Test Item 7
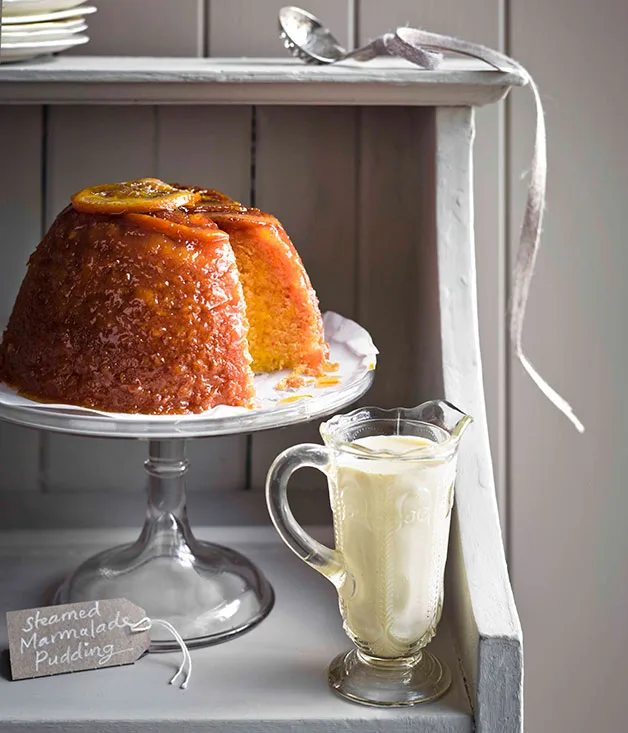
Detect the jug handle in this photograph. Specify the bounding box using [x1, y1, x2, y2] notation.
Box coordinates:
[266, 444, 345, 587]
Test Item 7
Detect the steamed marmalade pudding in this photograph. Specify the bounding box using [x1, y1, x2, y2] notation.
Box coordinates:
[0, 178, 328, 414]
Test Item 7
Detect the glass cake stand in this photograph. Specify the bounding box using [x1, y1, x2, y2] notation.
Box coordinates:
[0, 368, 374, 650]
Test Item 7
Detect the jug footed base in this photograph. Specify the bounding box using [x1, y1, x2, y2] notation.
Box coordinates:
[328, 647, 451, 707]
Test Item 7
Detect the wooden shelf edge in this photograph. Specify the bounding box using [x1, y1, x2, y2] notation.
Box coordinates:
[0, 56, 521, 106]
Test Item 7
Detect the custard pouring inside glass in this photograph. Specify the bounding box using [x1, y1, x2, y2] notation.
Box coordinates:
[329, 435, 456, 658]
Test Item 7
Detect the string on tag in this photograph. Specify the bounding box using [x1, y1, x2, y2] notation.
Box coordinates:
[369, 26, 585, 433]
[126, 617, 192, 689]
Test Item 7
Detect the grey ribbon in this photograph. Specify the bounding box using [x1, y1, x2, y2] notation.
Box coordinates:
[376, 27, 584, 433]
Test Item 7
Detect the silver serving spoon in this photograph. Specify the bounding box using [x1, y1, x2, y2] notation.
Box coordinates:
[278, 6, 442, 67]
[278, 6, 384, 65]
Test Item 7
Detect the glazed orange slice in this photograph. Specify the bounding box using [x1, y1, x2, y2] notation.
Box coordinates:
[124, 212, 229, 245]
[71, 178, 200, 215]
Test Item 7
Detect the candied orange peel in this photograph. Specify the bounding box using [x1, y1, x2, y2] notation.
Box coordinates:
[71, 178, 200, 215]
[123, 212, 228, 245]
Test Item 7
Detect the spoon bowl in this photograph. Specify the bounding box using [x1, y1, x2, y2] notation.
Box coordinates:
[278, 6, 347, 64]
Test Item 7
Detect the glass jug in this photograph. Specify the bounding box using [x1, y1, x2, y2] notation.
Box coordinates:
[265, 401, 472, 707]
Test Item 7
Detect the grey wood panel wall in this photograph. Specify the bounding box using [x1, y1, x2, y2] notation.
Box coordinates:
[207, 0, 353, 56]
[79, 0, 204, 57]
[0, 107, 42, 494]
[509, 1, 628, 731]
[356, 106, 428, 409]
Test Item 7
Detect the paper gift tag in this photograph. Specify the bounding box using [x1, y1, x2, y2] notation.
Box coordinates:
[6, 598, 150, 680]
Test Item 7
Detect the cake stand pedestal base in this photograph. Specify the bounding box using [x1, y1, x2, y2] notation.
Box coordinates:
[54, 439, 274, 650]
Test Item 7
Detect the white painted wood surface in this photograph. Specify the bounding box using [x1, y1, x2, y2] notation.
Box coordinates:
[0, 527, 472, 732]
[0, 57, 520, 106]
[509, 2, 628, 731]
[434, 107, 521, 733]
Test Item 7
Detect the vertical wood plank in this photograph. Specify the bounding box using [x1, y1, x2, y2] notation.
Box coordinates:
[509, 2, 628, 731]
[157, 106, 252, 194]
[253, 108, 356, 319]
[359, 0, 507, 528]
[72, 0, 204, 56]
[357, 106, 427, 408]
[434, 106, 522, 733]
[358, 0, 500, 43]
[45, 106, 156, 219]
[207, 0, 352, 56]
[0, 107, 43, 492]
[43, 106, 156, 494]
[250, 106, 357, 504]
[157, 105, 253, 492]
[0, 108, 43, 317]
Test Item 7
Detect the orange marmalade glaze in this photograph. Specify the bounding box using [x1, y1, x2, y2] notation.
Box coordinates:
[189, 189, 329, 375]
[0, 207, 254, 414]
[0, 180, 331, 415]
[277, 394, 313, 405]
[316, 376, 340, 388]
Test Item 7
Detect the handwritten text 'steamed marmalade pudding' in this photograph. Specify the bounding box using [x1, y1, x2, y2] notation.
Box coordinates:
[0, 179, 328, 414]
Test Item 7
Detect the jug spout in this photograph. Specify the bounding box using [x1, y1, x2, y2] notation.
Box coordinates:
[409, 400, 473, 441]
[320, 401, 472, 450]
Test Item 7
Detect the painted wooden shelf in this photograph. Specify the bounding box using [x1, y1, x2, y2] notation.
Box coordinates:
[0, 527, 472, 732]
[0, 51, 523, 732]
[0, 56, 523, 105]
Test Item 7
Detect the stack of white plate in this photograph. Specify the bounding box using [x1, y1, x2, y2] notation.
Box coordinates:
[1, 0, 96, 63]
